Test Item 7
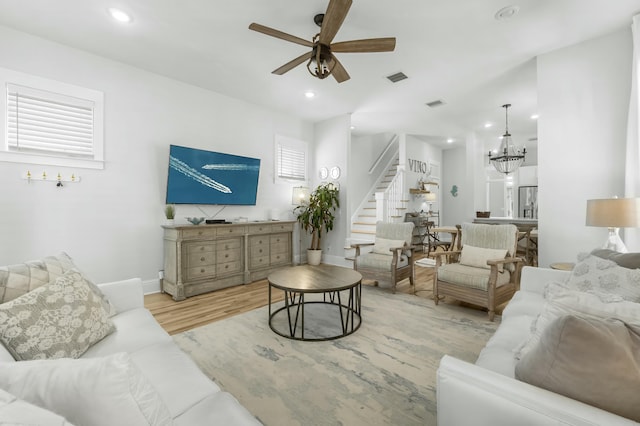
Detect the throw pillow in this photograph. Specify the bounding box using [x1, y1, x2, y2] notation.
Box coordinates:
[516, 282, 640, 360]
[0, 269, 115, 360]
[372, 237, 406, 255]
[0, 388, 75, 425]
[0, 252, 77, 304]
[0, 352, 174, 426]
[566, 253, 640, 302]
[459, 245, 508, 272]
[591, 248, 640, 269]
[516, 315, 640, 422]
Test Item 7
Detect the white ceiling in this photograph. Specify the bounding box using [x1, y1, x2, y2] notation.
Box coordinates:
[0, 0, 638, 149]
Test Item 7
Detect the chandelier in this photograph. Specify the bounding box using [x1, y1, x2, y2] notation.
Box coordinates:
[488, 104, 526, 174]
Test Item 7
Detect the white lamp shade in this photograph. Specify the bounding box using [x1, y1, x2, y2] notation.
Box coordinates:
[424, 192, 437, 202]
[586, 198, 640, 228]
[292, 186, 310, 205]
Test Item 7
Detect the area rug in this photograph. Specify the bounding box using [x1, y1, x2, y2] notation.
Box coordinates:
[173, 285, 499, 426]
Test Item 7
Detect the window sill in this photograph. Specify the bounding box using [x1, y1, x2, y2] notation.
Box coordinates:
[0, 151, 104, 170]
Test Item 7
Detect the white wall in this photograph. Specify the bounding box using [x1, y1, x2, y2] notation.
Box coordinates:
[537, 28, 632, 266]
[313, 114, 351, 266]
[405, 135, 443, 215]
[442, 147, 469, 226]
[0, 25, 313, 288]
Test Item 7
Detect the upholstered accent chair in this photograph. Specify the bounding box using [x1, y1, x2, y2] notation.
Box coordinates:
[351, 221, 415, 293]
[433, 223, 523, 321]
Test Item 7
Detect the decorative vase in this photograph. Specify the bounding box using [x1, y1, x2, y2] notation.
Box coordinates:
[307, 249, 322, 266]
[165, 219, 175, 226]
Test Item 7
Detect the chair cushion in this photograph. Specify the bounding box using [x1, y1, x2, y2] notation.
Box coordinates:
[371, 237, 406, 255]
[357, 252, 408, 271]
[459, 245, 507, 272]
[437, 263, 511, 291]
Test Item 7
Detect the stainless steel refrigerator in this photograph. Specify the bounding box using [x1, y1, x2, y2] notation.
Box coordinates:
[518, 186, 538, 218]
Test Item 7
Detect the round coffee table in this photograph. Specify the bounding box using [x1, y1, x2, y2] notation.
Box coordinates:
[268, 264, 363, 341]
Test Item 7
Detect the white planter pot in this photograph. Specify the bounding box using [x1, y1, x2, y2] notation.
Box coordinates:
[307, 249, 322, 265]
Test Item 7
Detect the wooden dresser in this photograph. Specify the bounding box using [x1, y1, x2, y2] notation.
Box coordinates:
[162, 221, 294, 300]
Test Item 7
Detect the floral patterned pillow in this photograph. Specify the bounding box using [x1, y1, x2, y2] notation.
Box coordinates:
[0, 269, 115, 360]
[566, 253, 640, 302]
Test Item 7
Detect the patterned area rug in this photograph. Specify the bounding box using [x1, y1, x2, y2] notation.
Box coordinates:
[173, 284, 499, 426]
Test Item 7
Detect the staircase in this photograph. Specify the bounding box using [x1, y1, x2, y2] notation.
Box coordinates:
[349, 157, 409, 246]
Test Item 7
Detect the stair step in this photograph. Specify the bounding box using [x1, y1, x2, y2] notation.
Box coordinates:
[352, 230, 376, 235]
[364, 207, 376, 210]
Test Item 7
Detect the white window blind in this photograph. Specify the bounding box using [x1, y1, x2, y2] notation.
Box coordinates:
[7, 83, 95, 159]
[277, 143, 306, 181]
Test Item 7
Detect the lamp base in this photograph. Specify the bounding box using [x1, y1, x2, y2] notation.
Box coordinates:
[603, 227, 628, 253]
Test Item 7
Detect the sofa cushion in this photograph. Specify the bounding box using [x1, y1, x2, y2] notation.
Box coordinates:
[437, 263, 511, 291]
[515, 315, 640, 422]
[517, 282, 640, 360]
[129, 341, 222, 418]
[459, 245, 507, 272]
[0, 269, 115, 360]
[566, 253, 640, 302]
[174, 392, 261, 426]
[371, 237, 406, 255]
[0, 352, 173, 426]
[0, 388, 74, 426]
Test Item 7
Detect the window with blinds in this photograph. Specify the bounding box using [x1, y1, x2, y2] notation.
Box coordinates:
[277, 144, 306, 180]
[0, 67, 104, 169]
[8, 84, 95, 158]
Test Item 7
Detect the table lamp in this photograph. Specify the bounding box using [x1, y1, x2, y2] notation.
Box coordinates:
[585, 197, 640, 253]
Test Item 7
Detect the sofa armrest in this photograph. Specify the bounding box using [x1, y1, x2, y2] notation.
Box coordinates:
[520, 266, 571, 295]
[97, 278, 144, 313]
[437, 355, 635, 426]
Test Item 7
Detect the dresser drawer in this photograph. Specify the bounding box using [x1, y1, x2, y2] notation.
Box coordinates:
[248, 224, 272, 235]
[182, 227, 217, 240]
[216, 238, 242, 251]
[249, 255, 269, 269]
[218, 225, 246, 237]
[270, 233, 289, 250]
[249, 235, 269, 247]
[270, 252, 288, 265]
[271, 223, 294, 233]
[185, 265, 216, 280]
[250, 245, 269, 258]
[216, 249, 241, 263]
[185, 243, 215, 256]
[217, 260, 243, 276]
[186, 252, 216, 268]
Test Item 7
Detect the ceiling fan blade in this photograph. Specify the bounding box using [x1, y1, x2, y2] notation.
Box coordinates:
[249, 23, 313, 47]
[330, 56, 350, 83]
[331, 37, 396, 53]
[272, 51, 313, 75]
[319, 0, 352, 45]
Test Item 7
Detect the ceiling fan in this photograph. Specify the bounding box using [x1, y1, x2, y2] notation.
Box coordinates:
[248, 0, 396, 83]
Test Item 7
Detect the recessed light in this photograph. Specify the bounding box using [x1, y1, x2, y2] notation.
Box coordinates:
[108, 8, 132, 23]
[494, 5, 520, 21]
[304, 91, 315, 99]
[446, 138, 454, 144]
[484, 122, 493, 128]
[530, 114, 539, 120]
[350, 126, 355, 130]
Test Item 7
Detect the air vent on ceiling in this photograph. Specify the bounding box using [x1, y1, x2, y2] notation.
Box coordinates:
[425, 99, 445, 108]
[386, 72, 408, 83]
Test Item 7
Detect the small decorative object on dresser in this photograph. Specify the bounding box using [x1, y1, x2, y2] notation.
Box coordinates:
[164, 204, 175, 225]
[186, 217, 205, 225]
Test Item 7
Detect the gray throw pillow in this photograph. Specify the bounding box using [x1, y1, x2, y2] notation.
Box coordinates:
[515, 315, 640, 422]
[0, 269, 115, 360]
[591, 249, 640, 269]
[566, 253, 640, 302]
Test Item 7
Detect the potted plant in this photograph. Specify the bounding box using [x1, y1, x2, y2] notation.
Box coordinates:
[294, 183, 340, 265]
[164, 204, 176, 225]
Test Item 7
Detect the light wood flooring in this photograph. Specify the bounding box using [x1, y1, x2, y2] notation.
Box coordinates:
[145, 259, 439, 335]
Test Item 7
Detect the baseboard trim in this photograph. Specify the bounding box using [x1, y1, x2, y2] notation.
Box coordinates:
[143, 278, 161, 295]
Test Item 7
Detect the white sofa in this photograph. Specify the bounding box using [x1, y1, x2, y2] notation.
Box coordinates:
[437, 266, 639, 426]
[0, 277, 261, 425]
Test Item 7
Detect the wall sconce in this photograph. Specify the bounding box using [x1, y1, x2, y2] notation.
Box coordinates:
[291, 186, 310, 206]
[586, 197, 640, 252]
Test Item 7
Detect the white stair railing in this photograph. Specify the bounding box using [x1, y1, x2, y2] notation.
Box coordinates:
[376, 168, 405, 222]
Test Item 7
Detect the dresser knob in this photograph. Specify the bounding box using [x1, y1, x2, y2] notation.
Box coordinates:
[198, 231, 203, 235]
[200, 268, 205, 273]
[225, 254, 229, 258]
[200, 247, 205, 251]
[201, 257, 205, 262]
[225, 265, 229, 269]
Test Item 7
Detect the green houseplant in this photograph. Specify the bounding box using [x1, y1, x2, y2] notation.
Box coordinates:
[164, 204, 176, 225]
[294, 183, 340, 265]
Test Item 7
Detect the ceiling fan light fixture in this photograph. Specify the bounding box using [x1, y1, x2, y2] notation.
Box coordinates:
[306, 42, 335, 80]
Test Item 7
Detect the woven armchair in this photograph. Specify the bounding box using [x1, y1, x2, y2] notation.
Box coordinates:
[433, 223, 523, 321]
[351, 221, 415, 293]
